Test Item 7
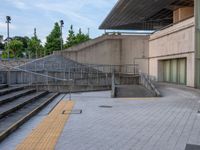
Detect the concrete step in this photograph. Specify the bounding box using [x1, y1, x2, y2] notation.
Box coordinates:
[0, 92, 59, 142]
[0, 85, 8, 90]
[115, 85, 154, 98]
[0, 86, 25, 96]
[0, 91, 48, 119]
[0, 88, 36, 106]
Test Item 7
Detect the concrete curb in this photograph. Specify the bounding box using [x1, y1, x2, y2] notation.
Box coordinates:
[0, 92, 59, 143]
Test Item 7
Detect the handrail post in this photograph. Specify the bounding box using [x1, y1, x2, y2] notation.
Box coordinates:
[111, 69, 115, 98]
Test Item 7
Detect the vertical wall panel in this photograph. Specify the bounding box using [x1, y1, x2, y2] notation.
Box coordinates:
[164, 60, 171, 82]
[195, 0, 200, 88]
[171, 59, 178, 83]
[163, 58, 186, 85]
[178, 59, 186, 85]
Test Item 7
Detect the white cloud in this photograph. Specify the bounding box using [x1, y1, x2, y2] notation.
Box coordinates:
[35, 3, 97, 27]
[5, 0, 29, 10]
[34, 0, 117, 28]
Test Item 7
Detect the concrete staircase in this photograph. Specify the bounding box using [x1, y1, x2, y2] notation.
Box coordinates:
[0, 84, 59, 142]
[19, 54, 84, 72]
[115, 85, 155, 98]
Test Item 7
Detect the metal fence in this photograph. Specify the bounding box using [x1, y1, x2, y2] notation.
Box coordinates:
[0, 60, 139, 88]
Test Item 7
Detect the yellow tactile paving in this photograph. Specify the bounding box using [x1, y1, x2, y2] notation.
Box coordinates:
[16, 100, 74, 150]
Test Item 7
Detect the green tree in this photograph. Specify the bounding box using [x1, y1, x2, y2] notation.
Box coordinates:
[27, 36, 44, 58]
[75, 28, 90, 44]
[65, 26, 90, 48]
[45, 22, 61, 54]
[13, 36, 29, 49]
[12, 36, 30, 57]
[65, 25, 76, 48]
[2, 39, 23, 58]
[2, 49, 14, 59]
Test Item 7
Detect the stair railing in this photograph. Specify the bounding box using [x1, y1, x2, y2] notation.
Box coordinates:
[0, 63, 74, 92]
[140, 73, 161, 97]
[0, 60, 140, 93]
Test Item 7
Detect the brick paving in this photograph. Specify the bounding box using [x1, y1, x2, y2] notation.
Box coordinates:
[56, 83, 200, 150]
[0, 83, 200, 150]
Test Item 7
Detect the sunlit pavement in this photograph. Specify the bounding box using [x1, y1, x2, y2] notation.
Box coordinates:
[1, 83, 200, 150]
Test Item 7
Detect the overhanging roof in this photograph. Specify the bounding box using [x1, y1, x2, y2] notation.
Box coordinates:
[99, 0, 194, 30]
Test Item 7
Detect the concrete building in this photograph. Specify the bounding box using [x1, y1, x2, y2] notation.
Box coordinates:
[57, 0, 200, 88]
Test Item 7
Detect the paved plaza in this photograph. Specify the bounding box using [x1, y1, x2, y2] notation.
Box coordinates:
[1, 83, 200, 150]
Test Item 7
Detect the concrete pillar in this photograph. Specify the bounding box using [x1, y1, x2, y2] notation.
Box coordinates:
[195, 0, 200, 88]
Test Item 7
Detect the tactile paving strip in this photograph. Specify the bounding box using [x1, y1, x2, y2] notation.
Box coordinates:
[16, 100, 74, 150]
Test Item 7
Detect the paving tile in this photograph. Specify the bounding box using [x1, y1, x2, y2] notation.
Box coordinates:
[56, 84, 200, 150]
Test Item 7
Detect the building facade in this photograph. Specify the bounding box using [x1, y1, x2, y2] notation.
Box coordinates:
[58, 0, 200, 88]
[99, 0, 199, 88]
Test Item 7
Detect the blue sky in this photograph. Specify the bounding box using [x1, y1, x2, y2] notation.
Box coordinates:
[0, 0, 117, 43]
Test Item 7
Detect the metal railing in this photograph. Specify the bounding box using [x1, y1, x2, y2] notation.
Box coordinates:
[140, 73, 161, 97]
[0, 62, 73, 91]
[0, 60, 140, 90]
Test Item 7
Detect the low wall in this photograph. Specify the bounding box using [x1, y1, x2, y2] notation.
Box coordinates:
[55, 35, 149, 74]
[31, 84, 111, 93]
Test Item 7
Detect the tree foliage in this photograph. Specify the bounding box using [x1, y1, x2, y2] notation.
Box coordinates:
[1, 22, 91, 59]
[27, 36, 44, 58]
[65, 25, 76, 48]
[12, 36, 30, 57]
[2, 39, 23, 58]
[45, 22, 61, 54]
[64, 25, 90, 48]
[75, 28, 90, 44]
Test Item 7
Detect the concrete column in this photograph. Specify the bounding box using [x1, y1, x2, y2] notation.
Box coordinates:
[195, 0, 200, 88]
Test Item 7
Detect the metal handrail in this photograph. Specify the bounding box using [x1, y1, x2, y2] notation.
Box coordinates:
[140, 73, 161, 97]
[0, 63, 73, 82]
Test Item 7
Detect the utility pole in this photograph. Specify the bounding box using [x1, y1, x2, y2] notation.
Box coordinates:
[6, 16, 11, 59]
[34, 28, 38, 59]
[87, 28, 90, 37]
[60, 20, 64, 51]
[34, 28, 37, 38]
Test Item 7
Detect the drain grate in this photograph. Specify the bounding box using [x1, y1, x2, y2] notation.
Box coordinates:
[62, 109, 82, 114]
[99, 105, 113, 108]
[185, 144, 200, 150]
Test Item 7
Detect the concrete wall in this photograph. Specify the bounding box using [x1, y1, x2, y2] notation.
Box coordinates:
[120, 36, 149, 74]
[61, 38, 121, 65]
[57, 35, 149, 74]
[149, 17, 195, 87]
[173, 7, 194, 23]
[55, 17, 195, 87]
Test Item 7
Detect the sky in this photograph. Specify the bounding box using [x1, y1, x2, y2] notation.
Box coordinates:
[0, 0, 117, 44]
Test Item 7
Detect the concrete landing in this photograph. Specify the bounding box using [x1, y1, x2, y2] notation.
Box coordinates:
[1, 83, 200, 150]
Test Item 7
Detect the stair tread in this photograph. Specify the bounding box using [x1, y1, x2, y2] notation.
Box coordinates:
[0, 93, 57, 134]
[0, 88, 35, 103]
[0, 91, 46, 114]
[116, 85, 154, 97]
[0, 86, 24, 93]
[0, 84, 8, 89]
